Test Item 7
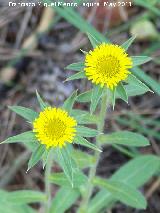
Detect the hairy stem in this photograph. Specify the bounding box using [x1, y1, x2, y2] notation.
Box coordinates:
[79, 90, 109, 212]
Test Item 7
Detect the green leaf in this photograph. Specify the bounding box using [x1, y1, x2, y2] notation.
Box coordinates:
[74, 136, 102, 152]
[65, 71, 86, 81]
[71, 109, 88, 121]
[28, 144, 45, 170]
[77, 114, 99, 125]
[76, 125, 99, 137]
[49, 171, 87, 187]
[116, 83, 128, 103]
[63, 90, 77, 114]
[121, 36, 136, 50]
[93, 178, 147, 209]
[124, 84, 149, 97]
[9, 106, 38, 122]
[87, 33, 101, 48]
[0, 203, 34, 213]
[0, 191, 37, 213]
[7, 190, 46, 205]
[71, 109, 88, 116]
[49, 187, 79, 213]
[36, 90, 49, 110]
[99, 131, 150, 147]
[112, 155, 160, 185]
[71, 110, 99, 125]
[132, 67, 160, 95]
[1, 131, 37, 144]
[66, 61, 85, 71]
[42, 149, 50, 169]
[88, 155, 160, 213]
[56, 147, 78, 187]
[131, 56, 152, 67]
[90, 85, 103, 114]
[23, 141, 38, 151]
[134, 0, 160, 16]
[127, 74, 152, 92]
[71, 150, 96, 169]
[0, 190, 8, 201]
[0, 203, 16, 213]
[76, 90, 92, 103]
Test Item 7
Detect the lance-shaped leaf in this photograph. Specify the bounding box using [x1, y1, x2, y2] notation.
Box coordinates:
[71, 109, 99, 124]
[23, 141, 38, 152]
[28, 144, 45, 170]
[70, 109, 88, 121]
[65, 71, 86, 81]
[78, 114, 99, 125]
[36, 90, 49, 110]
[76, 90, 92, 103]
[66, 61, 85, 71]
[88, 155, 160, 213]
[1, 131, 37, 144]
[110, 87, 116, 110]
[132, 67, 160, 95]
[49, 171, 87, 187]
[63, 90, 77, 114]
[76, 125, 99, 137]
[121, 36, 136, 50]
[49, 187, 80, 213]
[7, 190, 46, 205]
[71, 150, 96, 169]
[56, 147, 78, 187]
[99, 131, 150, 147]
[0, 203, 22, 213]
[87, 33, 101, 48]
[90, 85, 103, 114]
[9, 106, 38, 122]
[116, 83, 128, 103]
[0, 204, 36, 213]
[93, 178, 147, 209]
[74, 135, 102, 152]
[127, 74, 152, 92]
[131, 56, 152, 67]
[124, 84, 149, 97]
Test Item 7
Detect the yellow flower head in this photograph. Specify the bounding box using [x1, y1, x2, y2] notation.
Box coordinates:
[84, 43, 133, 90]
[33, 107, 77, 148]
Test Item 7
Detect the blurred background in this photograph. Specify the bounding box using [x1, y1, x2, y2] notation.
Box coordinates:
[0, 0, 160, 212]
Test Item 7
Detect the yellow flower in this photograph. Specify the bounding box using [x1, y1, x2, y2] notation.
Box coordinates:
[33, 107, 77, 148]
[84, 43, 133, 90]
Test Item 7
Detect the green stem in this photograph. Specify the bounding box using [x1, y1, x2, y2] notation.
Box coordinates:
[79, 90, 109, 212]
[45, 150, 53, 213]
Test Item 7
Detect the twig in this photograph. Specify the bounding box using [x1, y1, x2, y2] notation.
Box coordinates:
[15, 7, 33, 48]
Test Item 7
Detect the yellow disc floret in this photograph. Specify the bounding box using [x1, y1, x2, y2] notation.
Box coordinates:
[33, 107, 77, 148]
[85, 43, 133, 90]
